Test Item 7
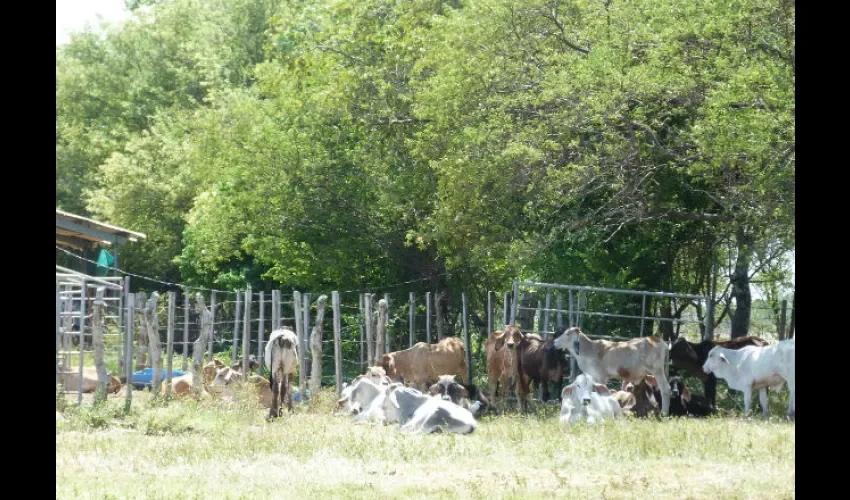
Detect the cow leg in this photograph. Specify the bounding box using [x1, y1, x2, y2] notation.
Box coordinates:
[759, 388, 769, 419]
[741, 387, 753, 418]
[787, 379, 795, 420]
[286, 373, 294, 412]
[704, 375, 718, 411]
[654, 374, 671, 417]
[269, 371, 279, 419]
[518, 375, 531, 413]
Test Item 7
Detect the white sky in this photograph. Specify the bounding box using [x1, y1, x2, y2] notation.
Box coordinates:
[57, 0, 132, 45]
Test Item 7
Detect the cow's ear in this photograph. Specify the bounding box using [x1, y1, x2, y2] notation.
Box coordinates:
[458, 385, 470, 398]
[719, 353, 729, 364]
[561, 385, 575, 398]
[593, 384, 610, 395]
[494, 336, 505, 351]
[645, 375, 657, 387]
[428, 384, 439, 395]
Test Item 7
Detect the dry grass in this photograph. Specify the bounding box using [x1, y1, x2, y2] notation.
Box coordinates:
[56, 384, 795, 499]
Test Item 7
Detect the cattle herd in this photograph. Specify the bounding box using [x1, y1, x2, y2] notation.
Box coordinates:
[330, 324, 796, 433]
[59, 323, 796, 434]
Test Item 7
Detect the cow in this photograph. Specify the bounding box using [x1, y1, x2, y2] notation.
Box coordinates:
[59, 366, 122, 394]
[162, 372, 205, 397]
[337, 375, 388, 417]
[264, 328, 299, 418]
[670, 335, 768, 410]
[206, 364, 272, 408]
[231, 355, 260, 373]
[380, 336, 467, 391]
[664, 376, 714, 418]
[428, 374, 489, 415]
[384, 385, 477, 434]
[559, 373, 623, 425]
[203, 358, 227, 385]
[515, 326, 571, 411]
[702, 338, 795, 419]
[610, 389, 637, 416]
[484, 325, 524, 403]
[553, 327, 673, 416]
[620, 378, 661, 418]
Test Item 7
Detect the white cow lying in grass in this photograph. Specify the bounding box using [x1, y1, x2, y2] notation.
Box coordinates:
[702, 338, 795, 419]
[560, 373, 623, 425]
[383, 385, 477, 434]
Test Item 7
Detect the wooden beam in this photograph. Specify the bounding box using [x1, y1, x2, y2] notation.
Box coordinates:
[56, 218, 129, 246]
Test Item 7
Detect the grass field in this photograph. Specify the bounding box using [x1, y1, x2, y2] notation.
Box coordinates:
[56, 384, 795, 500]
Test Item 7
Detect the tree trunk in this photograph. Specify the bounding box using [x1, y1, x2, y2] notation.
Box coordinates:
[788, 289, 795, 338]
[730, 229, 754, 338]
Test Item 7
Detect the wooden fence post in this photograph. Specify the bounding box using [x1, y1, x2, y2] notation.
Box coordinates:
[144, 292, 162, 395]
[333, 291, 342, 394]
[92, 286, 108, 404]
[242, 287, 252, 374]
[293, 291, 306, 401]
[258, 291, 265, 374]
[166, 291, 175, 398]
[359, 293, 365, 370]
[376, 298, 387, 360]
[556, 293, 563, 328]
[544, 292, 551, 339]
[194, 293, 213, 398]
[135, 291, 148, 370]
[365, 293, 374, 366]
[384, 293, 391, 353]
[183, 288, 190, 371]
[207, 291, 216, 360]
[310, 295, 328, 395]
[779, 299, 787, 341]
[503, 292, 509, 326]
[232, 291, 242, 366]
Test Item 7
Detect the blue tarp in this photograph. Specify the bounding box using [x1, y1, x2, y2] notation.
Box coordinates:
[131, 368, 187, 389]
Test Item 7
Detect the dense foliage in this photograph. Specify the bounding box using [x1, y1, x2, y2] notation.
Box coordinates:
[57, 0, 794, 338]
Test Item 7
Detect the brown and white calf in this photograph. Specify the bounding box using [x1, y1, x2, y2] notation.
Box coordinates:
[264, 328, 299, 418]
[554, 327, 673, 416]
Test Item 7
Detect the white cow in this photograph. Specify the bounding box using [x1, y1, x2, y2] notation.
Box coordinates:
[560, 373, 623, 425]
[702, 338, 795, 419]
[554, 327, 672, 416]
[264, 328, 299, 418]
[384, 386, 477, 434]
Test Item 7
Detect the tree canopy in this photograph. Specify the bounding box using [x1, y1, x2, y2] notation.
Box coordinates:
[57, 0, 794, 338]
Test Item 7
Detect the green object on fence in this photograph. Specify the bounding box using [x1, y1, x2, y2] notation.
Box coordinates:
[96, 248, 114, 276]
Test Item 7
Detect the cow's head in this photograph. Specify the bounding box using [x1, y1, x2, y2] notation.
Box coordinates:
[428, 374, 470, 404]
[203, 358, 227, 384]
[562, 374, 609, 407]
[231, 355, 260, 373]
[669, 377, 690, 404]
[553, 327, 582, 355]
[702, 347, 729, 374]
[495, 325, 523, 351]
[212, 366, 245, 387]
[381, 354, 397, 378]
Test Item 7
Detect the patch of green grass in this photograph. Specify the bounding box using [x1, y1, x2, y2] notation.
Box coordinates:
[57, 386, 794, 499]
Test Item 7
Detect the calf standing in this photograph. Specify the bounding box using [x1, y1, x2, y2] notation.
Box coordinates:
[516, 326, 570, 411]
[264, 329, 299, 418]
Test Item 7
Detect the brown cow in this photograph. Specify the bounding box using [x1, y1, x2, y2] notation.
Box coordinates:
[515, 326, 571, 411]
[59, 366, 122, 394]
[669, 335, 768, 409]
[163, 373, 200, 396]
[484, 325, 523, 403]
[380, 337, 467, 391]
[203, 358, 227, 385]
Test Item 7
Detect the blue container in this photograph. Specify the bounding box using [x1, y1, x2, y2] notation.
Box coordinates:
[131, 368, 188, 390]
